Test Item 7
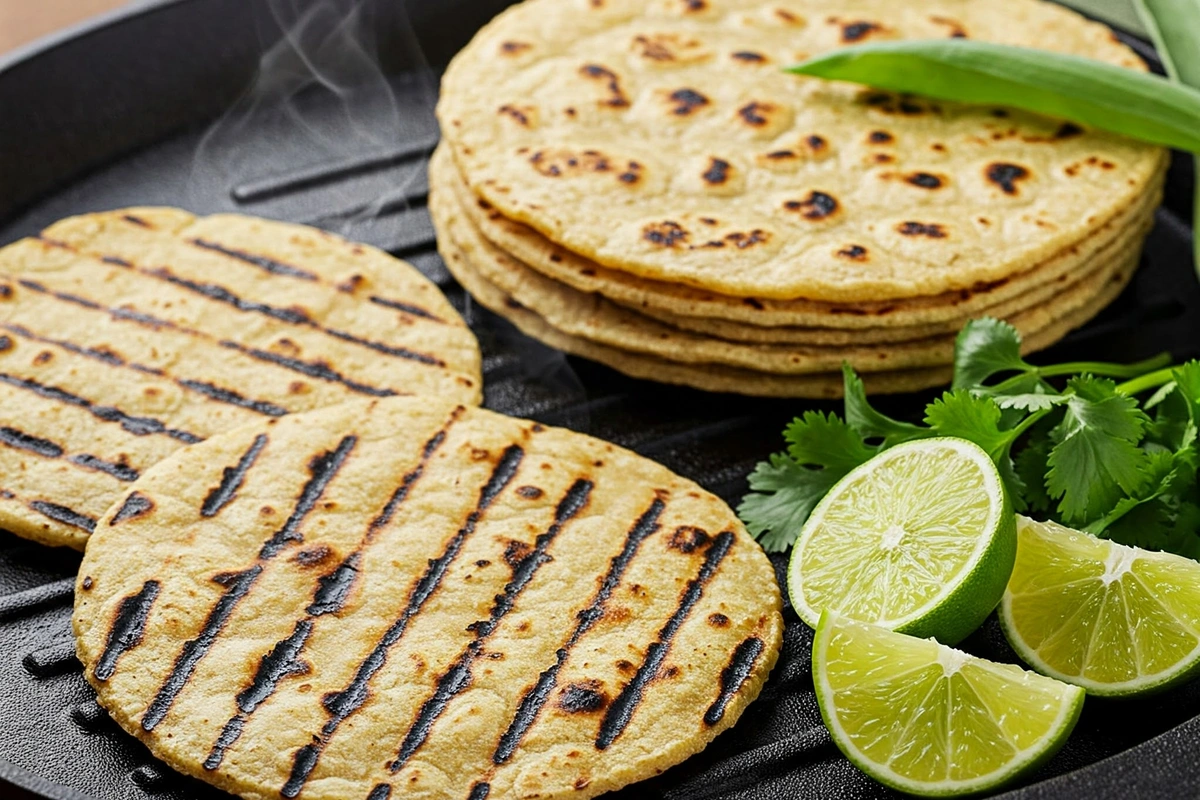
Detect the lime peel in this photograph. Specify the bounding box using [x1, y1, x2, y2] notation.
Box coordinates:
[1001, 516, 1200, 696]
[789, 437, 1016, 644]
[814, 611, 1085, 797]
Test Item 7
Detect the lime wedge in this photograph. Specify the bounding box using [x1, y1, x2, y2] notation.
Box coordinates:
[815, 611, 1085, 797]
[788, 437, 1016, 644]
[1001, 516, 1200, 696]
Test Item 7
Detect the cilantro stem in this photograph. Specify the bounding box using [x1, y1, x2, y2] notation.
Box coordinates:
[1115, 366, 1181, 396]
[1031, 353, 1173, 379]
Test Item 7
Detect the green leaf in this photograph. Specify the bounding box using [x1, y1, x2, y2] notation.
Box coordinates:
[952, 318, 1030, 390]
[1131, 0, 1200, 275]
[1047, 376, 1151, 523]
[993, 392, 1069, 413]
[841, 363, 929, 446]
[785, 411, 876, 473]
[1015, 435, 1053, 513]
[738, 454, 843, 552]
[1171, 362, 1200, 419]
[787, 40, 1200, 154]
[924, 391, 1025, 501]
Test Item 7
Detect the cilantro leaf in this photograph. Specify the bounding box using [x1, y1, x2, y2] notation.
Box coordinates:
[952, 318, 1030, 389]
[924, 390, 1025, 500]
[841, 364, 928, 446]
[1172, 361, 1200, 419]
[1046, 376, 1151, 524]
[738, 454, 843, 552]
[1015, 434, 1052, 513]
[785, 411, 876, 473]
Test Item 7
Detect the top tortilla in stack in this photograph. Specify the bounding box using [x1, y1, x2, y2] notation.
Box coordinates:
[433, 0, 1166, 395]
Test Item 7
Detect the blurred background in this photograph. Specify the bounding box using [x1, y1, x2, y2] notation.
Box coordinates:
[0, 0, 1151, 56]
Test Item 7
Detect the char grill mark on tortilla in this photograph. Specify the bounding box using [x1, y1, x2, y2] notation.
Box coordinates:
[29, 500, 97, 532]
[204, 417, 458, 771]
[389, 478, 594, 773]
[10, 277, 402, 398]
[44, 237, 448, 369]
[367, 784, 392, 800]
[367, 295, 444, 323]
[597, 531, 734, 749]
[0, 372, 201, 444]
[110, 492, 154, 525]
[201, 434, 270, 518]
[93, 580, 161, 681]
[189, 238, 318, 281]
[492, 497, 667, 764]
[141, 436, 356, 732]
[218, 341, 398, 398]
[703, 636, 766, 726]
[0, 322, 289, 418]
[282, 444, 525, 799]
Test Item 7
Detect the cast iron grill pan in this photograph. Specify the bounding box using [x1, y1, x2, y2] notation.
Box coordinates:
[2, 1, 1199, 797]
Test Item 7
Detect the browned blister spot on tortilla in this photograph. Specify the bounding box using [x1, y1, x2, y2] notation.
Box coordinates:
[667, 88, 710, 116]
[897, 221, 948, 238]
[632, 33, 711, 64]
[868, 130, 894, 145]
[0, 335, 12, 353]
[516, 485, 544, 499]
[837, 244, 869, 261]
[558, 681, 610, 713]
[784, 191, 839, 221]
[0, 285, 12, 300]
[529, 149, 645, 190]
[831, 17, 887, 42]
[930, 15, 968, 37]
[708, 613, 731, 628]
[499, 41, 532, 56]
[737, 101, 777, 127]
[698, 229, 771, 250]
[731, 50, 768, 64]
[702, 158, 732, 185]
[643, 221, 690, 248]
[904, 172, 946, 189]
[579, 63, 630, 108]
[498, 104, 537, 127]
[986, 162, 1031, 195]
[668, 525, 712, 553]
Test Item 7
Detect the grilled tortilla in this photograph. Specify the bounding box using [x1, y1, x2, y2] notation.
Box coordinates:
[443, 145, 1164, 336]
[438, 202, 1140, 398]
[431, 150, 1151, 374]
[0, 208, 481, 549]
[74, 396, 783, 800]
[437, 0, 1165, 303]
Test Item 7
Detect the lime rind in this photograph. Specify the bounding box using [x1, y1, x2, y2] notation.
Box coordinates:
[814, 611, 1086, 797]
[1001, 516, 1200, 697]
[789, 437, 1016, 644]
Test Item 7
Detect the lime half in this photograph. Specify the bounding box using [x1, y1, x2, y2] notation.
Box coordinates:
[789, 437, 1016, 644]
[815, 611, 1085, 797]
[1001, 516, 1200, 697]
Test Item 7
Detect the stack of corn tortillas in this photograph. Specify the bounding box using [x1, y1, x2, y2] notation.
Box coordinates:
[432, 0, 1169, 398]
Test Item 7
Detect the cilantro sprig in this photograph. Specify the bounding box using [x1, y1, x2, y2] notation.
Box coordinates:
[739, 319, 1200, 559]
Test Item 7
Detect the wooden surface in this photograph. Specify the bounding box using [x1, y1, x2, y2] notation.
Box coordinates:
[0, 0, 128, 54]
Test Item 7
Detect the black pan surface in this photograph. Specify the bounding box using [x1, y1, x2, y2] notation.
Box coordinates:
[2, 1, 1200, 798]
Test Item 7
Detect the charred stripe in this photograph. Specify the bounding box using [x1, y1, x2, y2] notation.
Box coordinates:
[110, 492, 154, 524]
[0, 372, 201, 443]
[467, 783, 491, 800]
[596, 531, 734, 749]
[93, 580, 160, 681]
[367, 785, 392, 800]
[201, 435, 269, 518]
[389, 480, 593, 772]
[703, 637, 765, 726]
[69, 454, 140, 482]
[201, 416, 458, 772]
[204, 620, 313, 769]
[368, 295, 443, 323]
[493, 498, 666, 764]
[141, 566, 263, 731]
[190, 239, 318, 281]
[177, 381, 288, 417]
[148, 269, 445, 368]
[259, 436, 357, 559]
[281, 445, 524, 799]
[219, 341, 397, 398]
[1, 324, 284, 417]
[0, 426, 63, 458]
[29, 500, 97, 532]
